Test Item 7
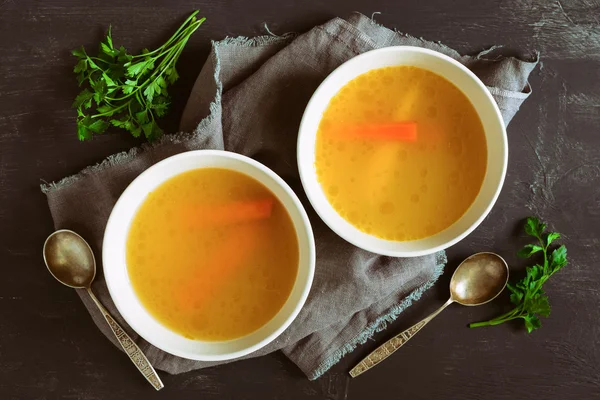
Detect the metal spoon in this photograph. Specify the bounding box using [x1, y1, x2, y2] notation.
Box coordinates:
[349, 252, 509, 378]
[43, 230, 164, 390]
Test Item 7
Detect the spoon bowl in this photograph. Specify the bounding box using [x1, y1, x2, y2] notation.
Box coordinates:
[42, 229, 164, 390]
[450, 252, 509, 306]
[43, 230, 96, 289]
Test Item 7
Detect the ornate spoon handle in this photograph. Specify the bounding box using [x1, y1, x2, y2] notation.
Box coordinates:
[87, 288, 164, 390]
[350, 299, 453, 378]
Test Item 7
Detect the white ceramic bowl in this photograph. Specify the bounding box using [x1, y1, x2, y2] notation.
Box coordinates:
[103, 150, 315, 361]
[297, 46, 507, 257]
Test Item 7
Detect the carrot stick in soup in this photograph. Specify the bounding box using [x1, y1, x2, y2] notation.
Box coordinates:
[330, 122, 418, 141]
[177, 224, 261, 310]
[185, 198, 274, 227]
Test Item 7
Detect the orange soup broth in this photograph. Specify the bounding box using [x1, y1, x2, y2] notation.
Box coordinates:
[315, 66, 487, 241]
[127, 168, 299, 341]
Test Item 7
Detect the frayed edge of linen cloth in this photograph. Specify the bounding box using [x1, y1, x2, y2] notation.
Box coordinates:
[310, 251, 446, 380]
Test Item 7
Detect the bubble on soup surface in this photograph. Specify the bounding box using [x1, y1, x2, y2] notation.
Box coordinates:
[448, 136, 463, 156]
[425, 224, 436, 235]
[363, 110, 376, 119]
[449, 171, 459, 184]
[358, 90, 371, 102]
[398, 149, 408, 160]
[420, 168, 428, 178]
[329, 185, 339, 196]
[411, 194, 420, 203]
[379, 201, 395, 215]
[420, 184, 428, 193]
[427, 106, 438, 118]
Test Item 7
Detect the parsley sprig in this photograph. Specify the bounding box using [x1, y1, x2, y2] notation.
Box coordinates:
[469, 217, 568, 333]
[72, 11, 205, 141]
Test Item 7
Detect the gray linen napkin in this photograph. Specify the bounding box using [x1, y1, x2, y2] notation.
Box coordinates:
[41, 13, 537, 380]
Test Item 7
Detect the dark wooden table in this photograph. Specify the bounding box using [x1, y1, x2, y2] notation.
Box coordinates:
[2, 0, 599, 399]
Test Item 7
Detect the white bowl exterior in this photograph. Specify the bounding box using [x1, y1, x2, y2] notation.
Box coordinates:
[297, 46, 507, 257]
[103, 150, 315, 361]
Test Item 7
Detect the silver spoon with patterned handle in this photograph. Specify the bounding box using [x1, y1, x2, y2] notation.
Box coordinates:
[43, 230, 164, 390]
[350, 252, 509, 378]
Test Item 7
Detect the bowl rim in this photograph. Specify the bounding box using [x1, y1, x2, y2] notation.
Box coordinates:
[103, 149, 316, 361]
[297, 45, 507, 257]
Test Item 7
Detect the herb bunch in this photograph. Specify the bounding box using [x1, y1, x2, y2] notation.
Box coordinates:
[469, 217, 568, 333]
[72, 11, 205, 141]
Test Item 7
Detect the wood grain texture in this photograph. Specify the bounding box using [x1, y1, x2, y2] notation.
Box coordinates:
[1, 0, 599, 399]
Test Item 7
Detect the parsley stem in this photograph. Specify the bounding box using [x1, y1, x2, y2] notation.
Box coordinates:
[105, 24, 193, 102]
[91, 101, 129, 118]
[130, 12, 203, 59]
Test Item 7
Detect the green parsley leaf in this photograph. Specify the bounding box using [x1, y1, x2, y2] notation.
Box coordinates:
[524, 216, 546, 238]
[523, 314, 541, 333]
[550, 245, 567, 272]
[165, 67, 179, 84]
[96, 104, 117, 116]
[102, 72, 117, 87]
[546, 232, 560, 246]
[122, 79, 137, 94]
[135, 110, 149, 124]
[126, 58, 155, 78]
[128, 122, 142, 138]
[72, 46, 87, 59]
[517, 244, 543, 258]
[106, 25, 113, 49]
[143, 78, 162, 102]
[150, 97, 170, 117]
[100, 42, 114, 56]
[77, 123, 92, 141]
[87, 119, 109, 134]
[72, 89, 94, 109]
[74, 59, 88, 74]
[116, 46, 133, 64]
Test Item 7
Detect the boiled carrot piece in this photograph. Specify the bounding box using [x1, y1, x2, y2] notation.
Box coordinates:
[178, 224, 261, 310]
[331, 122, 418, 141]
[185, 198, 274, 227]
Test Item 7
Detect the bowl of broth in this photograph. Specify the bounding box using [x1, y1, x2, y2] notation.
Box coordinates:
[103, 150, 315, 361]
[298, 46, 507, 257]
